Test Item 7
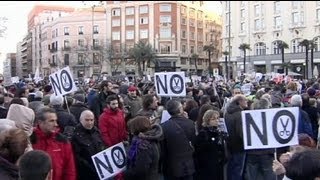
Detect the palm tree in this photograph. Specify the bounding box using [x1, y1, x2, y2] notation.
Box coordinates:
[239, 43, 251, 74]
[278, 40, 289, 75]
[222, 51, 229, 79]
[309, 40, 316, 78]
[191, 53, 199, 75]
[299, 39, 310, 79]
[128, 40, 156, 77]
[203, 44, 215, 76]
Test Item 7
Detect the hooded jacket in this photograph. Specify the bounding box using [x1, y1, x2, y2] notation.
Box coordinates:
[125, 124, 163, 180]
[224, 101, 244, 154]
[30, 126, 77, 180]
[7, 104, 34, 136]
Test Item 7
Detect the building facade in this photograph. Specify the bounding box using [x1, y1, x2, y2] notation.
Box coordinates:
[16, 34, 32, 78]
[3, 53, 16, 85]
[220, 1, 320, 78]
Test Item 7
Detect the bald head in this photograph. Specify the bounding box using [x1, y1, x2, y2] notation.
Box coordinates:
[80, 110, 95, 130]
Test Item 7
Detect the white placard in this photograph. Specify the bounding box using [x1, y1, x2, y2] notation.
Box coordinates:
[49, 66, 77, 96]
[241, 107, 299, 150]
[154, 72, 186, 97]
[91, 142, 126, 180]
[160, 110, 171, 124]
[11, 76, 19, 84]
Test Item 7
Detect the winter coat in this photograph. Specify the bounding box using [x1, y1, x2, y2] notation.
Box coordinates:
[123, 95, 142, 119]
[161, 115, 196, 178]
[6, 104, 35, 136]
[69, 103, 89, 123]
[298, 108, 314, 138]
[302, 105, 319, 140]
[71, 124, 105, 180]
[224, 101, 244, 154]
[0, 106, 8, 119]
[52, 106, 77, 132]
[125, 124, 163, 180]
[99, 108, 128, 147]
[0, 156, 19, 180]
[87, 89, 97, 108]
[194, 126, 227, 180]
[30, 126, 77, 180]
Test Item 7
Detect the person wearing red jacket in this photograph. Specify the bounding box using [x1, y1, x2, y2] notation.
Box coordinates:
[99, 94, 128, 147]
[30, 107, 77, 180]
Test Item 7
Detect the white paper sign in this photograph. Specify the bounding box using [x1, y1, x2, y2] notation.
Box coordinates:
[91, 142, 126, 180]
[11, 76, 19, 84]
[241, 107, 299, 150]
[160, 110, 171, 124]
[155, 72, 186, 97]
[49, 66, 77, 96]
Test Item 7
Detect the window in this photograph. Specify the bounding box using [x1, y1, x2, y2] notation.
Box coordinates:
[93, 39, 99, 47]
[254, 19, 261, 31]
[78, 26, 84, 35]
[198, 21, 203, 28]
[78, 39, 84, 47]
[274, 1, 281, 14]
[292, 39, 303, 53]
[190, 9, 195, 18]
[314, 36, 320, 52]
[139, 5, 148, 14]
[197, 11, 203, 19]
[112, 9, 121, 16]
[240, 9, 245, 19]
[190, 19, 195, 27]
[240, 22, 245, 32]
[160, 15, 171, 23]
[181, 58, 186, 65]
[64, 40, 70, 48]
[254, 4, 260, 17]
[64, 54, 69, 65]
[126, 30, 134, 40]
[93, 25, 99, 34]
[160, 44, 171, 54]
[112, 19, 120, 27]
[198, 34, 202, 41]
[198, 46, 203, 54]
[274, 16, 282, 27]
[126, 18, 134, 26]
[292, 1, 301, 9]
[112, 32, 120, 40]
[190, 46, 195, 54]
[160, 4, 171, 12]
[140, 17, 148, 24]
[181, 30, 186, 38]
[254, 42, 266, 55]
[190, 32, 195, 40]
[272, 40, 281, 54]
[126, 7, 134, 15]
[64, 27, 69, 35]
[317, 9, 320, 21]
[78, 53, 84, 64]
[181, 18, 186, 25]
[140, 29, 148, 39]
[181, 44, 186, 54]
[55, 29, 58, 37]
[181, 6, 186, 14]
[292, 12, 303, 24]
[93, 53, 100, 64]
[160, 28, 171, 38]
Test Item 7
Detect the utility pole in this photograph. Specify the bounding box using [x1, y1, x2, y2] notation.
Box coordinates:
[228, 1, 231, 80]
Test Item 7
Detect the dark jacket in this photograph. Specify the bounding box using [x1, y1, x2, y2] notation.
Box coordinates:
[299, 108, 314, 138]
[0, 156, 19, 180]
[90, 91, 115, 120]
[71, 124, 105, 180]
[123, 95, 142, 119]
[125, 124, 163, 180]
[69, 103, 89, 123]
[224, 101, 244, 154]
[87, 89, 97, 108]
[0, 106, 8, 119]
[52, 106, 77, 132]
[161, 116, 196, 178]
[302, 105, 319, 140]
[194, 127, 227, 180]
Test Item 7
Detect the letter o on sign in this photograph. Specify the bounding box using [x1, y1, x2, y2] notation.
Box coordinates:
[170, 74, 184, 94]
[60, 70, 73, 92]
[272, 110, 296, 144]
[111, 146, 126, 168]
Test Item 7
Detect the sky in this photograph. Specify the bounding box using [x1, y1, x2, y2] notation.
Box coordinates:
[0, 1, 222, 73]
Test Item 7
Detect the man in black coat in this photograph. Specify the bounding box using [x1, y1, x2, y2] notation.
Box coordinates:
[161, 100, 196, 180]
[71, 110, 105, 180]
[0, 94, 8, 118]
[224, 94, 248, 180]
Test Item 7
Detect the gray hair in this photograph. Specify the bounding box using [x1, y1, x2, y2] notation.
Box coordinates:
[166, 100, 182, 116]
[290, 95, 302, 107]
[253, 98, 271, 110]
[79, 110, 94, 122]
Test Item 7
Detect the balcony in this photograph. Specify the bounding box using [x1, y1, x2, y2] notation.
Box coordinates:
[50, 48, 58, 53]
[49, 62, 57, 67]
[91, 45, 103, 50]
[62, 47, 71, 51]
[289, 22, 305, 29]
[273, 25, 283, 31]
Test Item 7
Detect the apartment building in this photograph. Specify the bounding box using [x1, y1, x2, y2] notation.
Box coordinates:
[15, 33, 32, 77]
[221, 1, 320, 78]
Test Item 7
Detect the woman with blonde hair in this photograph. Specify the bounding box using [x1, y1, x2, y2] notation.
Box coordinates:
[0, 128, 29, 179]
[194, 110, 227, 180]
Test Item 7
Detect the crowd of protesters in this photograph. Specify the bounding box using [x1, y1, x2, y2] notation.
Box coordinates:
[0, 75, 319, 180]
